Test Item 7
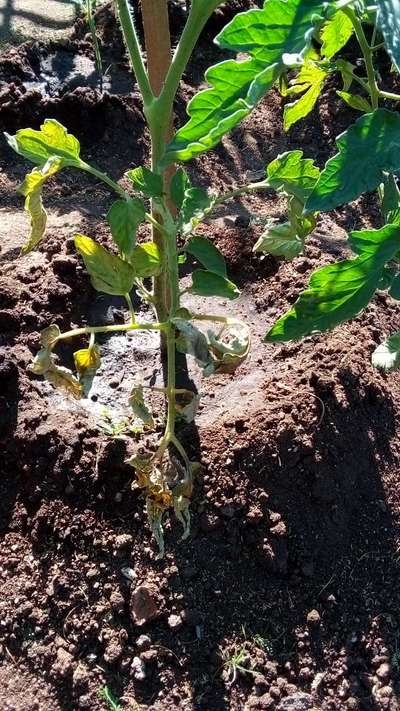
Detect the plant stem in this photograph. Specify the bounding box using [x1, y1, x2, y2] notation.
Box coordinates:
[379, 90, 400, 101]
[214, 180, 270, 206]
[125, 292, 136, 323]
[81, 162, 128, 198]
[114, 0, 154, 107]
[57, 321, 165, 342]
[344, 7, 379, 109]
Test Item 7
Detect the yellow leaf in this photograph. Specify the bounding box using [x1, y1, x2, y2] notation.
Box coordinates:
[73, 345, 101, 376]
[74, 234, 135, 296]
[19, 157, 62, 253]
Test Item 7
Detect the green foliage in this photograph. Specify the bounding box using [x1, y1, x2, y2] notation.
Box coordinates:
[284, 61, 328, 131]
[267, 151, 320, 202]
[376, 0, 400, 71]
[189, 270, 240, 300]
[127, 166, 164, 198]
[321, 9, 354, 59]
[184, 235, 227, 277]
[107, 197, 146, 258]
[6, 119, 82, 167]
[267, 225, 400, 342]
[307, 109, 400, 212]
[165, 0, 330, 162]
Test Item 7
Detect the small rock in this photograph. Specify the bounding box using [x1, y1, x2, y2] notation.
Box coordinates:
[131, 656, 146, 681]
[130, 584, 159, 626]
[376, 662, 391, 682]
[168, 613, 183, 630]
[277, 692, 314, 710]
[114, 534, 133, 557]
[109, 591, 125, 613]
[270, 521, 287, 537]
[140, 648, 158, 662]
[54, 648, 74, 679]
[136, 634, 151, 651]
[72, 663, 89, 691]
[306, 609, 321, 627]
[103, 640, 122, 664]
[269, 512, 281, 525]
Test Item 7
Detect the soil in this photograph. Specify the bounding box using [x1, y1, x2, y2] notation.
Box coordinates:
[1, 4, 400, 711]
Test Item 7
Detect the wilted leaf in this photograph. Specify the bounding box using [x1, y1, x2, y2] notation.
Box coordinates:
[40, 324, 61, 348]
[267, 224, 400, 341]
[45, 364, 83, 399]
[75, 234, 135, 295]
[74, 345, 101, 376]
[184, 235, 227, 277]
[107, 198, 146, 258]
[6, 119, 82, 167]
[372, 331, 400, 371]
[173, 318, 212, 368]
[18, 157, 62, 253]
[307, 109, 400, 212]
[175, 390, 201, 423]
[206, 323, 250, 374]
[127, 166, 163, 198]
[190, 270, 240, 300]
[29, 348, 53, 375]
[129, 385, 154, 426]
[284, 61, 328, 131]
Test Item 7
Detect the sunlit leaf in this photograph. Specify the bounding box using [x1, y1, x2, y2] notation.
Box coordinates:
[127, 167, 164, 198]
[165, 0, 330, 162]
[206, 323, 250, 375]
[184, 235, 227, 277]
[254, 221, 304, 259]
[6, 119, 82, 167]
[107, 198, 146, 258]
[29, 348, 53, 375]
[307, 109, 400, 212]
[267, 150, 320, 202]
[321, 9, 353, 59]
[372, 331, 400, 371]
[131, 242, 162, 277]
[284, 61, 328, 131]
[45, 364, 83, 399]
[189, 270, 240, 300]
[18, 156, 62, 253]
[267, 224, 400, 341]
[74, 234, 135, 295]
[74, 345, 101, 376]
[336, 91, 372, 112]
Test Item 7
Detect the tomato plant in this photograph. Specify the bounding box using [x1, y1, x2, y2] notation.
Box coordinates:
[7, 0, 400, 552]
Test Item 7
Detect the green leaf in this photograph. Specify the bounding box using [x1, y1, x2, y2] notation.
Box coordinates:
[131, 242, 162, 277]
[190, 270, 240, 300]
[376, 0, 400, 72]
[6, 119, 82, 167]
[107, 198, 146, 258]
[266, 224, 400, 341]
[284, 61, 328, 131]
[336, 91, 372, 112]
[254, 221, 304, 259]
[164, 0, 330, 163]
[307, 109, 400, 212]
[126, 167, 163, 198]
[171, 168, 190, 208]
[372, 331, 400, 371]
[381, 173, 400, 222]
[18, 156, 62, 253]
[180, 187, 213, 235]
[321, 9, 354, 59]
[267, 150, 320, 202]
[184, 236, 227, 277]
[389, 272, 400, 298]
[74, 234, 135, 296]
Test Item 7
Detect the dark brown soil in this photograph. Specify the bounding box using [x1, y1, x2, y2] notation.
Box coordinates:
[1, 5, 400, 711]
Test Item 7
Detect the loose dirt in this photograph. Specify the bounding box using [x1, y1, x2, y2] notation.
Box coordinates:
[1, 4, 400, 711]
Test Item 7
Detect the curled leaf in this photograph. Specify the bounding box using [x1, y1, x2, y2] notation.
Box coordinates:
[29, 348, 53, 375]
[175, 390, 201, 424]
[75, 234, 135, 296]
[45, 365, 83, 399]
[129, 385, 154, 427]
[206, 323, 250, 374]
[74, 345, 101, 376]
[6, 119, 82, 167]
[173, 318, 213, 369]
[19, 157, 62, 253]
[40, 324, 61, 349]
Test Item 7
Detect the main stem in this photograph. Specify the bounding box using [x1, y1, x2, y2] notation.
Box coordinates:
[344, 8, 379, 110]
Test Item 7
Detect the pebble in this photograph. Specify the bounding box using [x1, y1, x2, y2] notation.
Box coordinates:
[130, 584, 159, 626]
[276, 692, 314, 710]
[131, 656, 146, 681]
[168, 613, 183, 630]
[306, 609, 321, 627]
[376, 662, 391, 681]
[136, 634, 151, 651]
